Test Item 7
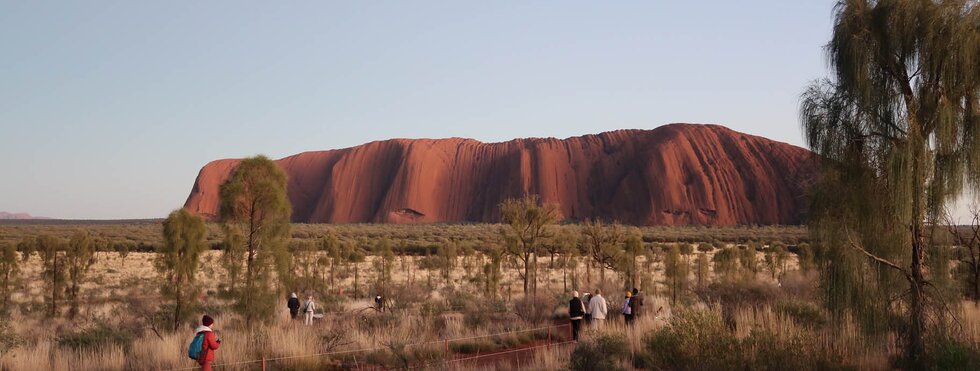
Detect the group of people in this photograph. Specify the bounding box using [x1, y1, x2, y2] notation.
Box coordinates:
[188, 293, 318, 370]
[567, 287, 644, 340]
[188, 289, 642, 369]
[287, 292, 319, 325]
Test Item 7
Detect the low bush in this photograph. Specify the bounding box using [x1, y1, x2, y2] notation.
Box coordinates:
[0, 320, 23, 354]
[921, 336, 980, 371]
[774, 300, 826, 328]
[57, 321, 134, 351]
[696, 280, 781, 309]
[513, 294, 555, 324]
[569, 334, 629, 371]
[638, 310, 741, 370]
[450, 340, 497, 354]
[356, 312, 399, 332]
[637, 310, 852, 371]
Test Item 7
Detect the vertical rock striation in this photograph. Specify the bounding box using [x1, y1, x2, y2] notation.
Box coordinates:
[184, 124, 814, 225]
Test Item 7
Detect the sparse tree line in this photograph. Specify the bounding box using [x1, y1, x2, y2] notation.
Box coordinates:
[0, 156, 818, 333]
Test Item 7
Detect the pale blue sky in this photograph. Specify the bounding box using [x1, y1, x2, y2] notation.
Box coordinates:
[1, 1, 846, 219]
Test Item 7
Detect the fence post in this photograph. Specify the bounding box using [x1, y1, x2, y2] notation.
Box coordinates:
[568, 322, 573, 341]
[445, 338, 450, 360]
[262, 354, 267, 371]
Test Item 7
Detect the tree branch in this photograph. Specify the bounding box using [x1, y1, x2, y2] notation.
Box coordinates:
[844, 228, 912, 281]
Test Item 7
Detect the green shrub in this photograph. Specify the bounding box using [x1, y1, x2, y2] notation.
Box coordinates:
[638, 310, 741, 370]
[512, 294, 555, 324]
[450, 340, 497, 354]
[356, 312, 399, 332]
[922, 336, 980, 371]
[569, 334, 629, 371]
[57, 321, 134, 351]
[638, 310, 852, 371]
[774, 300, 827, 328]
[743, 330, 852, 371]
[419, 299, 448, 317]
[0, 320, 23, 354]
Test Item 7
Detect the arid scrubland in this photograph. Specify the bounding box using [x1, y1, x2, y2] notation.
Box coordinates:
[0, 221, 978, 370]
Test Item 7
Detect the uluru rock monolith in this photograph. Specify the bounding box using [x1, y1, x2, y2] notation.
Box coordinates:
[184, 124, 815, 225]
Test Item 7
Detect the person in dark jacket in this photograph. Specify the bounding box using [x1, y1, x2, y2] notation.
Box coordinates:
[568, 291, 586, 341]
[287, 293, 301, 319]
[582, 293, 592, 321]
[631, 288, 644, 318]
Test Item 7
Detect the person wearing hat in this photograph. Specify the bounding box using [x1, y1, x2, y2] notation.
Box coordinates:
[568, 291, 586, 341]
[622, 291, 634, 326]
[194, 315, 221, 371]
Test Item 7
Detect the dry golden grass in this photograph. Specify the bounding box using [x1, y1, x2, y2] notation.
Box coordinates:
[0, 223, 975, 370]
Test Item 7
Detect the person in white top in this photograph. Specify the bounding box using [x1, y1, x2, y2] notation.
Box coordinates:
[588, 288, 608, 328]
[303, 295, 316, 326]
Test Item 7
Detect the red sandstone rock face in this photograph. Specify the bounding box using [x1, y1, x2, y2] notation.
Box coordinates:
[184, 124, 815, 225]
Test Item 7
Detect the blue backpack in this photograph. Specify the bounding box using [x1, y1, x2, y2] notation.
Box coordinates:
[187, 333, 205, 360]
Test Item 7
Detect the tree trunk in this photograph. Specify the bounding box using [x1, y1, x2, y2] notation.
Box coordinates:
[522, 251, 530, 294]
[973, 263, 979, 304]
[562, 262, 567, 292]
[174, 285, 182, 331]
[532, 252, 538, 296]
[586, 259, 592, 284]
[906, 148, 927, 365]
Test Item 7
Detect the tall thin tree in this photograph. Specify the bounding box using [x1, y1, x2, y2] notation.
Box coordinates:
[219, 155, 292, 326]
[65, 230, 96, 318]
[499, 195, 560, 295]
[157, 208, 208, 331]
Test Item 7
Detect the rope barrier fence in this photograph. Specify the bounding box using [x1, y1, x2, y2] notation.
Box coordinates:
[164, 322, 573, 371]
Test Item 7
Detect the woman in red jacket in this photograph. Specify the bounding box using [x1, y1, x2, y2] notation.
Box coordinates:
[195, 315, 221, 371]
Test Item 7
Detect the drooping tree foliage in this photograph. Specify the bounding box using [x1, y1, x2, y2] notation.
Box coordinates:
[219, 155, 292, 326]
[157, 208, 208, 331]
[800, 0, 980, 364]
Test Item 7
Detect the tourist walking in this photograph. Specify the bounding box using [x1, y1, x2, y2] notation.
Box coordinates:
[194, 315, 221, 371]
[588, 289, 608, 329]
[568, 291, 586, 341]
[623, 291, 634, 326]
[303, 295, 316, 326]
[287, 293, 300, 319]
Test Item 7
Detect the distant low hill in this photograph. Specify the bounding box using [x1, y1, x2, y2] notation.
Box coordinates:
[184, 123, 816, 226]
[0, 212, 50, 220]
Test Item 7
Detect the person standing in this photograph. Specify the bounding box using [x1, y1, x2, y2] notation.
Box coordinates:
[588, 288, 608, 329]
[582, 293, 592, 321]
[195, 315, 221, 371]
[623, 291, 634, 326]
[303, 295, 316, 326]
[287, 293, 300, 319]
[631, 288, 643, 318]
[568, 291, 586, 341]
